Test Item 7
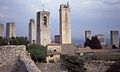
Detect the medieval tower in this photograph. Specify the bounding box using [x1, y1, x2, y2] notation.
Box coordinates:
[59, 3, 72, 44]
[0, 24, 4, 37]
[29, 18, 36, 44]
[110, 30, 119, 48]
[36, 11, 51, 46]
[6, 22, 16, 38]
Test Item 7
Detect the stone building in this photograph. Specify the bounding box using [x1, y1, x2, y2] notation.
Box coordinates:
[110, 30, 119, 48]
[97, 34, 105, 45]
[36, 11, 51, 46]
[6, 22, 16, 38]
[85, 30, 92, 40]
[28, 18, 36, 44]
[46, 43, 61, 63]
[59, 2, 72, 44]
[0, 24, 4, 37]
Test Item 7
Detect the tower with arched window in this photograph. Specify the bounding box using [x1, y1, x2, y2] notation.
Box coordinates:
[36, 11, 51, 46]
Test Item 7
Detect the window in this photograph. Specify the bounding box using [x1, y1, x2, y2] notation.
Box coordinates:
[44, 16, 47, 25]
[50, 55, 53, 57]
[54, 49, 56, 52]
[64, 5, 68, 8]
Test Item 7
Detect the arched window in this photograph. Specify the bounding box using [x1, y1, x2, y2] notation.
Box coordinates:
[44, 16, 47, 25]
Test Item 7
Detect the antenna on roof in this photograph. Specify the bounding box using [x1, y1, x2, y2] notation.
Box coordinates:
[42, 4, 44, 11]
[67, 1, 69, 7]
[48, 8, 50, 12]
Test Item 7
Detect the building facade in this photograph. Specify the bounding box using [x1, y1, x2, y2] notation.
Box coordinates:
[29, 19, 36, 44]
[36, 11, 51, 46]
[0, 24, 4, 37]
[6, 22, 16, 38]
[97, 34, 105, 45]
[85, 30, 92, 40]
[110, 30, 119, 48]
[59, 3, 71, 44]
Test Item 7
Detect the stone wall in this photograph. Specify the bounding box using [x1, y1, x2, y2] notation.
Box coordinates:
[36, 63, 67, 72]
[85, 60, 115, 72]
[0, 45, 41, 72]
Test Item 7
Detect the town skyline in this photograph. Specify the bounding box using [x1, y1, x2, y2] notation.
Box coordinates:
[0, 0, 120, 40]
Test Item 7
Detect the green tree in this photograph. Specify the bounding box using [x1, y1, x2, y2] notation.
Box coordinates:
[9, 37, 29, 46]
[112, 44, 118, 49]
[0, 36, 8, 46]
[63, 56, 86, 72]
[26, 44, 47, 63]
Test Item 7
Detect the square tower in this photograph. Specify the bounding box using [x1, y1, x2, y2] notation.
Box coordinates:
[59, 3, 72, 44]
[0, 24, 4, 37]
[97, 34, 105, 45]
[6, 22, 16, 38]
[85, 30, 92, 40]
[36, 11, 51, 46]
[29, 18, 36, 44]
[110, 30, 119, 48]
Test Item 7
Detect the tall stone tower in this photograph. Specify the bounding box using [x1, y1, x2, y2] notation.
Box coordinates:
[0, 24, 4, 37]
[6, 22, 16, 38]
[59, 3, 71, 44]
[36, 11, 51, 46]
[85, 30, 92, 40]
[29, 19, 36, 44]
[110, 30, 119, 48]
[97, 34, 105, 45]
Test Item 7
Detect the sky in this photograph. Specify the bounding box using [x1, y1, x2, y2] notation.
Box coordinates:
[0, 0, 120, 40]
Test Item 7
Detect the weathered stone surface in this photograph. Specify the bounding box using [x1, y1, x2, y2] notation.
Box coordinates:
[85, 60, 115, 72]
[0, 45, 41, 72]
[36, 11, 51, 46]
[60, 3, 72, 44]
[36, 63, 67, 72]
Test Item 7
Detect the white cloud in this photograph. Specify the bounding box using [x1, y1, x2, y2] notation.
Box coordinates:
[0, 6, 9, 18]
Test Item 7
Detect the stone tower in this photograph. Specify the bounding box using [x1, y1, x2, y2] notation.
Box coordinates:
[29, 19, 36, 44]
[97, 34, 105, 45]
[6, 22, 16, 38]
[85, 30, 92, 40]
[59, 2, 71, 44]
[0, 24, 4, 37]
[110, 30, 119, 48]
[36, 11, 51, 46]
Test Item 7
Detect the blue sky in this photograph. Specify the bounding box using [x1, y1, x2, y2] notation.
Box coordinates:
[0, 0, 120, 40]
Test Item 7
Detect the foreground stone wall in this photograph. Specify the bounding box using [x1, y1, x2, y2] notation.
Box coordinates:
[0, 45, 41, 72]
[85, 60, 115, 72]
[36, 63, 67, 72]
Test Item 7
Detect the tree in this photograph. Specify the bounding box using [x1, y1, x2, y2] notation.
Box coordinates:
[112, 44, 118, 49]
[0, 36, 8, 46]
[9, 37, 29, 46]
[84, 36, 102, 49]
[26, 44, 47, 63]
[63, 56, 86, 72]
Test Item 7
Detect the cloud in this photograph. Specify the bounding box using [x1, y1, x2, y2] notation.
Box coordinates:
[104, 0, 120, 5]
[0, 6, 9, 18]
[0, 13, 8, 18]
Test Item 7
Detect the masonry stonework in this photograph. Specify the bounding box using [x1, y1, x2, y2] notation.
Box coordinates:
[0, 24, 4, 37]
[29, 19, 36, 44]
[36, 11, 51, 46]
[59, 3, 72, 44]
[6, 22, 16, 38]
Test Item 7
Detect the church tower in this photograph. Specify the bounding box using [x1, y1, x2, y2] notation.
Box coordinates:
[59, 2, 72, 44]
[36, 11, 51, 46]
